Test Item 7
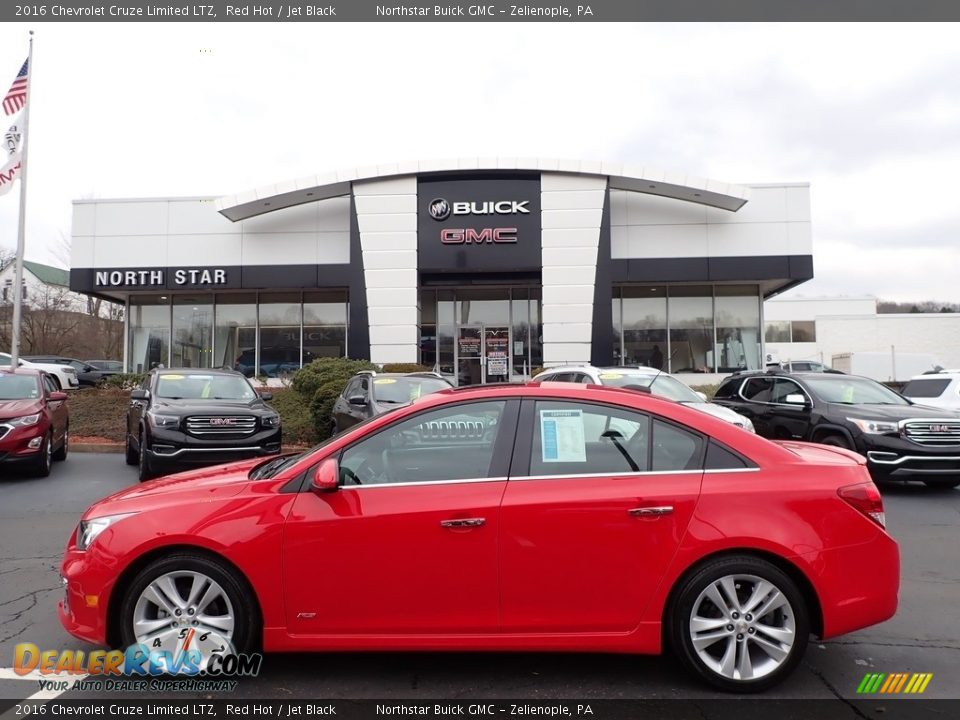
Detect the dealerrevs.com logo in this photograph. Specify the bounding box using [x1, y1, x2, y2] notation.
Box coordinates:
[429, 198, 530, 221]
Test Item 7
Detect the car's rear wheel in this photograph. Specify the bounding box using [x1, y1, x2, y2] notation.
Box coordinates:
[670, 556, 809, 692]
[119, 554, 258, 659]
[33, 432, 53, 477]
[125, 433, 138, 465]
[52, 428, 68, 461]
[138, 432, 155, 482]
[818, 434, 852, 450]
[923, 479, 960, 490]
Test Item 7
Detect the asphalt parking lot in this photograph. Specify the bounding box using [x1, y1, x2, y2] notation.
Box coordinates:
[0, 452, 958, 706]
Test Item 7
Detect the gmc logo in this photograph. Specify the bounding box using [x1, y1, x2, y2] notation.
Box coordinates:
[440, 228, 518, 244]
[209, 418, 236, 426]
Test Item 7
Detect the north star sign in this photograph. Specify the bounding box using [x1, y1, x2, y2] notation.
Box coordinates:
[95, 268, 229, 288]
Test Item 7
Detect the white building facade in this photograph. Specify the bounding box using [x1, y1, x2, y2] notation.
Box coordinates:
[69, 159, 813, 384]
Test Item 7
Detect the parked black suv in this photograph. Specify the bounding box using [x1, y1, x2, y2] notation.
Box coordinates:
[331, 371, 453, 433]
[125, 368, 282, 481]
[713, 369, 960, 488]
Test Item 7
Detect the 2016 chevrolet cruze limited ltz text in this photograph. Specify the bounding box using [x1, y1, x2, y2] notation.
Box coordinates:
[59, 382, 899, 692]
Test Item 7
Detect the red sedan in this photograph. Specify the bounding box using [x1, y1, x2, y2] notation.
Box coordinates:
[59, 382, 898, 691]
[0, 368, 69, 476]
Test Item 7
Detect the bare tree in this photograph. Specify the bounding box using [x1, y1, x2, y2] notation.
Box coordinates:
[20, 286, 86, 354]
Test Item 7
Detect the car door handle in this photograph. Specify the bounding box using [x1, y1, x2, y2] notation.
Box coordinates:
[628, 506, 674, 518]
[440, 518, 486, 528]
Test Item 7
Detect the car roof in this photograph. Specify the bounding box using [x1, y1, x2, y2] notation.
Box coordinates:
[154, 368, 245, 377]
[537, 365, 660, 375]
[906, 372, 960, 380]
[0, 367, 42, 377]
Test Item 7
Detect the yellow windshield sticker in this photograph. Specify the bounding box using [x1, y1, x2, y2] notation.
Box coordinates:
[373, 378, 397, 384]
[598, 373, 623, 380]
[162, 374, 185, 380]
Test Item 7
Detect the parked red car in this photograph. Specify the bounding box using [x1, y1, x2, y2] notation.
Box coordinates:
[0, 368, 69, 476]
[59, 382, 898, 691]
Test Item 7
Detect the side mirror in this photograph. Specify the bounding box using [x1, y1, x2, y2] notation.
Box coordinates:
[348, 394, 367, 406]
[84, 365, 96, 373]
[130, 388, 149, 400]
[695, 391, 707, 402]
[311, 458, 339, 493]
[785, 393, 808, 405]
[259, 391, 273, 401]
[48, 391, 68, 402]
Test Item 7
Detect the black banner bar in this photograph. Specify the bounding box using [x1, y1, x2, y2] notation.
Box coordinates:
[4, 0, 960, 22]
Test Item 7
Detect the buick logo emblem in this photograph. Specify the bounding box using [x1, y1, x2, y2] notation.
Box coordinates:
[428, 198, 451, 221]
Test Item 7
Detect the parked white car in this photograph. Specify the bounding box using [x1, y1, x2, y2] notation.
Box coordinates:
[902, 371, 960, 410]
[533, 365, 756, 432]
[0, 352, 80, 390]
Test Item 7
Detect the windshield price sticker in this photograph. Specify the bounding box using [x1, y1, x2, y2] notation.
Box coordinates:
[598, 373, 623, 380]
[373, 378, 397, 384]
[539, 409, 587, 463]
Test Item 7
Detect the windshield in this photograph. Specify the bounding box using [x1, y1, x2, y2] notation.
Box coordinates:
[804, 376, 910, 405]
[155, 373, 257, 400]
[0, 375, 41, 400]
[597, 371, 703, 403]
[371, 377, 451, 404]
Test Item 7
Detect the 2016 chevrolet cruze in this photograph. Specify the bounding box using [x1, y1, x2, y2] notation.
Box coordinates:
[59, 382, 899, 692]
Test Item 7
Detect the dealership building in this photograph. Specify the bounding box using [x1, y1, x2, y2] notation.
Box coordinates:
[69, 159, 813, 384]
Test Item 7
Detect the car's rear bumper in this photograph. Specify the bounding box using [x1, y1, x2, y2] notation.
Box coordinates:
[813, 530, 900, 639]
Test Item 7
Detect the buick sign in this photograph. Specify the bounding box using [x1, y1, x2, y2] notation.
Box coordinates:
[428, 198, 451, 221]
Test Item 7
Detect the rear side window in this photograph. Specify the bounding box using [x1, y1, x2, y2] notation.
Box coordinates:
[741, 377, 775, 402]
[903, 379, 951, 398]
[712, 379, 741, 400]
[704, 441, 755, 470]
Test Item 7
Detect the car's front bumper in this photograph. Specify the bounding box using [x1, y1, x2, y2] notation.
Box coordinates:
[58, 533, 113, 645]
[0, 422, 50, 465]
[146, 426, 283, 468]
[858, 435, 960, 480]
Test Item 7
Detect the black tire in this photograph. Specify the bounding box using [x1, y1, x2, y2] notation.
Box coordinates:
[52, 427, 68, 462]
[125, 433, 138, 466]
[33, 432, 53, 477]
[118, 553, 258, 655]
[138, 432, 155, 482]
[923, 479, 960, 490]
[669, 555, 809, 693]
[818, 434, 852, 450]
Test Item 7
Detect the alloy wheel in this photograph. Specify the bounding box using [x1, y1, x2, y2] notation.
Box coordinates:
[132, 570, 236, 655]
[688, 573, 796, 681]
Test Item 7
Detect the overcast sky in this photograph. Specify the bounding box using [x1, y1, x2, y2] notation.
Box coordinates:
[0, 22, 958, 302]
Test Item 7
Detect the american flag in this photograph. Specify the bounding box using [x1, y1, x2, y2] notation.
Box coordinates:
[3, 59, 28, 116]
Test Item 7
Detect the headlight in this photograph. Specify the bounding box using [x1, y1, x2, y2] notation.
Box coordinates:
[261, 414, 281, 428]
[76, 513, 136, 551]
[847, 417, 899, 435]
[7, 413, 40, 427]
[146, 411, 179, 428]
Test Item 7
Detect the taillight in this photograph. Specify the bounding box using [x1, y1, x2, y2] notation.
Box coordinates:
[838, 482, 886, 528]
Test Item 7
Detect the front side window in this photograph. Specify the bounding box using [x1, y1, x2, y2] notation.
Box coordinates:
[651, 419, 705, 472]
[771, 378, 809, 405]
[339, 400, 508, 486]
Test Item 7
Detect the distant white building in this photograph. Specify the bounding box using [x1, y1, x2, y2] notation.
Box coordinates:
[763, 296, 960, 369]
[0, 259, 86, 311]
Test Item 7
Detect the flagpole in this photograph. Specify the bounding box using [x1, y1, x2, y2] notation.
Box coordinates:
[10, 31, 33, 368]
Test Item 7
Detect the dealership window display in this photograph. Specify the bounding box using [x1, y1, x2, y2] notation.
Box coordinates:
[303, 291, 348, 361]
[128, 296, 171, 373]
[715, 286, 761, 371]
[258, 292, 303, 378]
[172, 295, 213, 369]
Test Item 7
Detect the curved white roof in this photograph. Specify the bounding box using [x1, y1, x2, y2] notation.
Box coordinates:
[216, 157, 751, 221]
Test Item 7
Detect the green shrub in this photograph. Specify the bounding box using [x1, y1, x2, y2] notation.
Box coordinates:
[266, 387, 318, 447]
[381, 363, 432, 373]
[102, 373, 147, 390]
[291, 357, 378, 438]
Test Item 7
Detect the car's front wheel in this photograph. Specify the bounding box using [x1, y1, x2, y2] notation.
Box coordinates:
[119, 553, 258, 659]
[33, 432, 53, 477]
[669, 555, 809, 692]
[138, 432, 155, 482]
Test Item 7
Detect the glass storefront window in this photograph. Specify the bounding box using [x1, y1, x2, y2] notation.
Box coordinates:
[215, 293, 257, 376]
[304, 290, 348, 361]
[791, 321, 816, 342]
[715, 285, 760, 372]
[668, 287, 714, 373]
[621, 286, 667, 369]
[436, 290, 455, 381]
[259, 292, 302, 378]
[128, 296, 170, 373]
[172, 295, 213, 369]
[419, 289, 437, 371]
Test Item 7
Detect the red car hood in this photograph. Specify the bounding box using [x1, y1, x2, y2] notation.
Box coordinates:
[83, 458, 264, 519]
[0, 399, 42, 419]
